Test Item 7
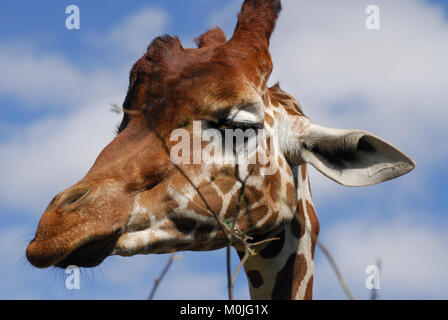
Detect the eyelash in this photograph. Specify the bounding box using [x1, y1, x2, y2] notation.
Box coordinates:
[208, 119, 263, 131]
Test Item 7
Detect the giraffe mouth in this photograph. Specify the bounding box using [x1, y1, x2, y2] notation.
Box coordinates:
[26, 227, 123, 269]
[54, 233, 120, 268]
[26, 187, 132, 269]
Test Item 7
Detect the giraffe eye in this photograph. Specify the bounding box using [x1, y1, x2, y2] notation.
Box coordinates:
[206, 104, 264, 132]
[225, 120, 263, 131]
[207, 118, 263, 132]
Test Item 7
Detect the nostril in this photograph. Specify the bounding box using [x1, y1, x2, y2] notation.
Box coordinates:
[59, 188, 90, 209]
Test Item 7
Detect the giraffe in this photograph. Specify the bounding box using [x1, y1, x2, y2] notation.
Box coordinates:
[26, 0, 415, 300]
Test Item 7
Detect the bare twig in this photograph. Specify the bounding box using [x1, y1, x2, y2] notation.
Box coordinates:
[231, 236, 280, 285]
[110, 103, 148, 115]
[316, 240, 356, 300]
[148, 253, 182, 300]
[110, 103, 122, 114]
[226, 243, 234, 300]
[226, 163, 256, 299]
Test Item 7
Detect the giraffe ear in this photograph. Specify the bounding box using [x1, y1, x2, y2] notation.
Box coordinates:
[299, 124, 416, 187]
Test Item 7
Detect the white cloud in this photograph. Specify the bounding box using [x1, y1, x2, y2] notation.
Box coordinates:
[207, 0, 241, 37]
[0, 7, 168, 110]
[156, 268, 228, 300]
[0, 226, 43, 299]
[314, 214, 448, 299]
[0, 98, 121, 214]
[0, 41, 124, 109]
[270, 0, 448, 164]
[92, 7, 169, 58]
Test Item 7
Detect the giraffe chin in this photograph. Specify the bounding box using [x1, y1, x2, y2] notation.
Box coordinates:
[26, 232, 121, 269]
[54, 233, 120, 269]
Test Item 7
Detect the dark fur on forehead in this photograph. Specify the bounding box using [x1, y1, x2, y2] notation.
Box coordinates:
[119, 36, 186, 133]
[126, 35, 185, 93]
[127, 35, 184, 85]
[195, 27, 227, 48]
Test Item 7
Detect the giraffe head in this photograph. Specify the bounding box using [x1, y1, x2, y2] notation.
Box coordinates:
[27, 0, 414, 270]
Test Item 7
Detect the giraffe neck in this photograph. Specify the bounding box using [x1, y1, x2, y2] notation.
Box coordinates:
[239, 165, 320, 300]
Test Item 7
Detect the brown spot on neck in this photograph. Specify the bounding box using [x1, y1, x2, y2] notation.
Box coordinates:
[297, 199, 306, 238]
[292, 254, 307, 300]
[265, 113, 275, 127]
[271, 253, 307, 300]
[301, 164, 307, 181]
[305, 200, 320, 257]
[304, 275, 314, 300]
[266, 170, 282, 203]
[247, 270, 264, 289]
[187, 184, 223, 216]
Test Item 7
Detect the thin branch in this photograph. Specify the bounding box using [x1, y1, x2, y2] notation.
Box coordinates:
[316, 240, 355, 300]
[249, 237, 282, 248]
[148, 253, 181, 300]
[110, 103, 148, 115]
[226, 159, 256, 299]
[231, 236, 280, 285]
[226, 244, 234, 300]
[232, 249, 251, 287]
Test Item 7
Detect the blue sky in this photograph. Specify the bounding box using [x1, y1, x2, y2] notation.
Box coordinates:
[1, 0, 448, 300]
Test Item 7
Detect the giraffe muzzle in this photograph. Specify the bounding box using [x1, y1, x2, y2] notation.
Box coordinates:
[26, 181, 132, 268]
[54, 232, 120, 268]
[26, 222, 122, 269]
